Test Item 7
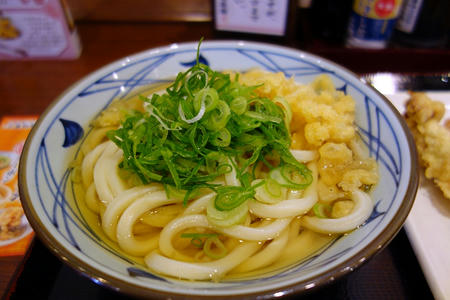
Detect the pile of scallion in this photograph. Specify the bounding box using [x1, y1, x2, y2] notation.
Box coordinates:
[107, 41, 312, 216]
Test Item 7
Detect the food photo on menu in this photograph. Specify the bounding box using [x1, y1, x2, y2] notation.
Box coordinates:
[0, 117, 36, 255]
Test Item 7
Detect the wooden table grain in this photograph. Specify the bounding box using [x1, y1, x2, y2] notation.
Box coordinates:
[0, 255, 27, 299]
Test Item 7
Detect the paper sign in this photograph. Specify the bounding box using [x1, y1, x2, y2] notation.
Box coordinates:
[214, 0, 289, 36]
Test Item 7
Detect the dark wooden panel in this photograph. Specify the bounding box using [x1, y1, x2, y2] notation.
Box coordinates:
[66, 0, 212, 22]
[0, 22, 214, 116]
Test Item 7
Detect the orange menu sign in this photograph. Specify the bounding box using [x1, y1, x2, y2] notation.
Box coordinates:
[0, 116, 37, 256]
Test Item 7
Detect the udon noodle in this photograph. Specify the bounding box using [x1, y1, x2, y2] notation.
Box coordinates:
[72, 65, 378, 281]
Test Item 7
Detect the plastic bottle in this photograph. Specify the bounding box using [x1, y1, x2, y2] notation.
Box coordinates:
[393, 0, 448, 48]
[346, 0, 404, 49]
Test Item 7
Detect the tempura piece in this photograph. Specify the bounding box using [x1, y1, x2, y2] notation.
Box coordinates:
[404, 92, 450, 199]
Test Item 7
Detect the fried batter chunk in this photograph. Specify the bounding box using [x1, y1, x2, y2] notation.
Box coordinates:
[404, 92, 450, 199]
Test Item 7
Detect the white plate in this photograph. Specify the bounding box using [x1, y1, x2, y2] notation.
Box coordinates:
[386, 91, 450, 300]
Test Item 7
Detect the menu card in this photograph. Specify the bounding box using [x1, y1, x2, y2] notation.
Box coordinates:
[0, 0, 81, 59]
[0, 116, 36, 297]
[214, 0, 289, 36]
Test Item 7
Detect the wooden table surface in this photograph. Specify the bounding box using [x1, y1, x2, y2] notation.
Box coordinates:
[0, 21, 444, 299]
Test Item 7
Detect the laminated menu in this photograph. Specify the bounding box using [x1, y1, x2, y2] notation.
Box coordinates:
[0, 0, 81, 59]
[0, 116, 36, 256]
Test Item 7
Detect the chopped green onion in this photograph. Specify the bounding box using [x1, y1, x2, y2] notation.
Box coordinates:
[179, 99, 205, 124]
[184, 69, 208, 97]
[194, 88, 219, 114]
[253, 178, 286, 204]
[180, 233, 218, 238]
[269, 164, 312, 189]
[180, 233, 217, 248]
[192, 237, 203, 248]
[205, 151, 228, 174]
[280, 164, 312, 189]
[180, 233, 227, 259]
[164, 184, 199, 202]
[204, 100, 230, 131]
[107, 39, 312, 218]
[207, 197, 248, 227]
[273, 96, 292, 130]
[313, 203, 331, 218]
[230, 96, 247, 115]
[214, 186, 254, 211]
[244, 111, 282, 124]
[210, 128, 231, 147]
[203, 236, 227, 259]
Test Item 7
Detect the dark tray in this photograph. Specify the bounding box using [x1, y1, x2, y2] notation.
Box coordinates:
[7, 229, 432, 299]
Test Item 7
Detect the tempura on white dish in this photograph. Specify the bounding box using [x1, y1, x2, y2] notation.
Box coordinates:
[404, 92, 450, 199]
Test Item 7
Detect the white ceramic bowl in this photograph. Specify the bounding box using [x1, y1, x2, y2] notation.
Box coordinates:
[19, 41, 418, 299]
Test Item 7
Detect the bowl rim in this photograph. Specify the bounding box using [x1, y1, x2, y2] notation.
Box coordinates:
[18, 39, 419, 299]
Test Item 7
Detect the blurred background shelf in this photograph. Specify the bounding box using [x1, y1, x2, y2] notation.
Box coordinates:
[2, 0, 449, 116]
[303, 40, 450, 74]
[62, 0, 449, 75]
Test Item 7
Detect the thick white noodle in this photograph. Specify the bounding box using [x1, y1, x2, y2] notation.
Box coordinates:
[182, 193, 215, 215]
[102, 185, 163, 241]
[159, 214, 212, 257]
[81, 127, 112, 155]
[85, 183, 101, 213]
[81, 141, 108, 188]
[248, 181, 317, 218]
[233, 228, 289, 273]
[301, 190, 373, 234]
[290, 149, 317, 162]
[145, 242, 260, 281]
[107, 148, 128, 197]
[224, 157, 240, 186]
[93, 141, 126, 205]
[116, 190, 178, 256]
[288, 217, 302, 240]
[218, 218, 292, 241]
[159, 214, 291, 259]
